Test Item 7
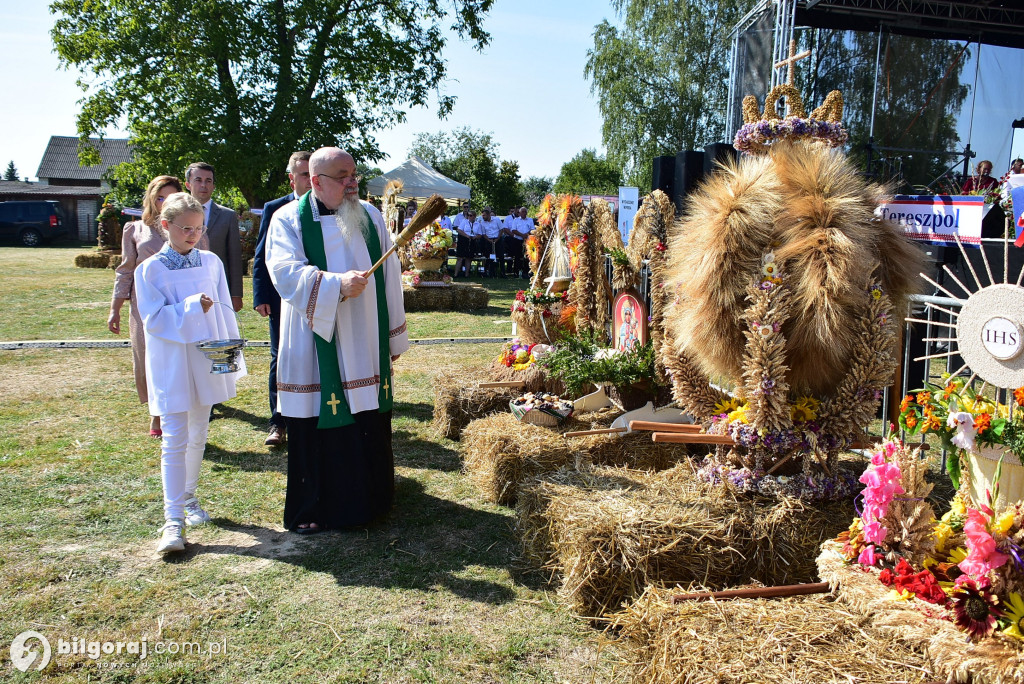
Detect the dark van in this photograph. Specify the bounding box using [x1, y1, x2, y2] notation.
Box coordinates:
[0, 200, 69, 246]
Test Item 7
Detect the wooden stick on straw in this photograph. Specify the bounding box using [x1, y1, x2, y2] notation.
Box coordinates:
[342, 193, 448, 301]
[671, 582, 830, 603]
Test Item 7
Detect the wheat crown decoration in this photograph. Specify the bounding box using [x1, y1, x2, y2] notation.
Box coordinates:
[734, 86, 849, 153]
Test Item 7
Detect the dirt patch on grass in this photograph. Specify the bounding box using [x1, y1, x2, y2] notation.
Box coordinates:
[3, 349, 129, 401]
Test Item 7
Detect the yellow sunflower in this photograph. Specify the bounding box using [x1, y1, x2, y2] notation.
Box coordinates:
[790, 396, 820, 423]
[1002, 592, 1024, 641]
[947, 546, 968, 564]
[714, 397, 742, 415]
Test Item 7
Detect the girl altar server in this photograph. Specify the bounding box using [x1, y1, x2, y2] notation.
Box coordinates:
[136, 192, 246, 553]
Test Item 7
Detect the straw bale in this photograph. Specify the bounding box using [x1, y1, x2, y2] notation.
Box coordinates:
[819, 542, 1024, 684]
[462, 411, 691, 506]
[74, 252, 111, 269]
[431, 362, 571, 440]
[515, 466, 651, 581]
[431, 368, 520, 440]
[608, 584, 935, 683]
[517, 463, 853, 617]
[402, 282, 489, 312]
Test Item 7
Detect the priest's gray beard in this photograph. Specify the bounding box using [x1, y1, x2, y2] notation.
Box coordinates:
[337, 196, 368, 244]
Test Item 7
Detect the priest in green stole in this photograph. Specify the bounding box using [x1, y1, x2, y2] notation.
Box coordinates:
[266, 147, 410, 533]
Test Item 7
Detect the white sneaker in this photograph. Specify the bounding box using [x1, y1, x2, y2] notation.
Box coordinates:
[183, 495, 211, 526]
[157, 519, 186, 554]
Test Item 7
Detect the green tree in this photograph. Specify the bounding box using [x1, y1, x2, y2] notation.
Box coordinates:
[552, 148, 621, 195]
[803, 30, 969, 191]
[4, 160, 18, 181]
[521, 175, 553, 208]
[409, 127, 522, 211]
[356, 162, 383, 199]
[586, 0, 755, 190]
[51, 0, 494, 206]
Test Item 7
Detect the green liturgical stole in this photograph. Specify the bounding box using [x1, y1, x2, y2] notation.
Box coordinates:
[297, 192, 393, 429]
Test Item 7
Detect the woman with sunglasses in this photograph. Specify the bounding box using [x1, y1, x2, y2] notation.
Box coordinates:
[108, 175, 208, 437]
[136, 192, 245, 553]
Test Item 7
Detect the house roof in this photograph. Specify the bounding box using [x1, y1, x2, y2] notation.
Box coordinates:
[364, 156, 471, 205]
[35, 136, 133, 182]
[0, 180, 109, 198]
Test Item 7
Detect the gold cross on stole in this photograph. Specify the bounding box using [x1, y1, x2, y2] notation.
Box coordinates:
[327, 393, 341, 415]
[382, 377, 390, 399]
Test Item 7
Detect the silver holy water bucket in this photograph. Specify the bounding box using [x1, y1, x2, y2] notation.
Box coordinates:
[196, 301, 246, 374]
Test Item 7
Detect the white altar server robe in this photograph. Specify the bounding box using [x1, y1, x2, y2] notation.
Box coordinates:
[135, 250, 245, 416]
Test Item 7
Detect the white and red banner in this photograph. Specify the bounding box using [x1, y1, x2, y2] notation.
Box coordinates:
[877, 195, 989, 246]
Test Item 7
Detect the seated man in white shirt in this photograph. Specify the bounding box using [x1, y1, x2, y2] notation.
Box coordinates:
[506, 206, 534, 279]
[452, 203, 474, 278]
[474, 206, 504, 277]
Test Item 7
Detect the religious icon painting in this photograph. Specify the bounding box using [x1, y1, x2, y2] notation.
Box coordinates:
[612, 289, 647, 352]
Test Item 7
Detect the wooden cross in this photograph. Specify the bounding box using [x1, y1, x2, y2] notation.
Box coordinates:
[382, 376, 390, 399]
[326, 393, 341, 415]
[774, 40, 811, 85]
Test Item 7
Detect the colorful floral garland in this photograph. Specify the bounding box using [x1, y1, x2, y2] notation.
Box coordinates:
[695, 458, 860, 501]
[734, 117, 849, 153]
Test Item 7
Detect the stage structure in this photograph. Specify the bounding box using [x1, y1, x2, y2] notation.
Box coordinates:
[725, 0, 1024, 192]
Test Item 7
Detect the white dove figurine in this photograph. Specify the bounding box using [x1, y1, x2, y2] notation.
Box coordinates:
[947, 411, 976, 451]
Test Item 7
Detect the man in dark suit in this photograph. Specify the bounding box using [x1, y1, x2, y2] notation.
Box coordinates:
[185, 162, 243, 312]
[252, 151, 312, 446]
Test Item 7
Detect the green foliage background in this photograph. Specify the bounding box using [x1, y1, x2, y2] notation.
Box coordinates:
[51, 0, 495, 207]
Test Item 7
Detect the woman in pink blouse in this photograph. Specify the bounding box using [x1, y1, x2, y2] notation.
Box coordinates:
[108, 175, 208, 436]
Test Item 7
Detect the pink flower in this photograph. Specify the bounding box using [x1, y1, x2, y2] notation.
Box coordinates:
[862, 520, 887, 545]
[857, 440, 906, 550]
[958, 508, 1009, 578]
[858, 545, 878, 566]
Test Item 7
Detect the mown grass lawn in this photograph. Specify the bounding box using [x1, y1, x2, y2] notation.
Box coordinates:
[0, 246, 617, 682]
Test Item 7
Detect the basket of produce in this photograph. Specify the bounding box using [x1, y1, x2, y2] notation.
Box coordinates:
[509, 392, 574, 426]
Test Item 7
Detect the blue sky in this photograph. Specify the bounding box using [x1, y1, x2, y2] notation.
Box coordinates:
[3, 1, 1021, 187]
[0, 0, 613, 183]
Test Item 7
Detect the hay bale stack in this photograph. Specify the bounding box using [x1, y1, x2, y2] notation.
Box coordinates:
[462, 414, 576, 507]
[462, 411, 691, 507]
[516, 466, 650, 580]
[431, 368, 520, 440]
[608, 585, 935, 683]
[74, 252, 111, 268]
[516, 463, 852, 617]
[403, 282, 489, 312]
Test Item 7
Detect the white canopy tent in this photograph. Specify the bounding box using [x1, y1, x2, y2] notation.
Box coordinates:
[365, 156, 470, 206]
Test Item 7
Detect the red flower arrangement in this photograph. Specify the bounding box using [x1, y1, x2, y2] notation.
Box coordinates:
[878, 558, 948, 605]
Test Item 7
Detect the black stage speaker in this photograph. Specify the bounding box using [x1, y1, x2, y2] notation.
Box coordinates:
[651, 156, 675, 195]
[704, 142, 738, 174]
[673, 151, 706, 216]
